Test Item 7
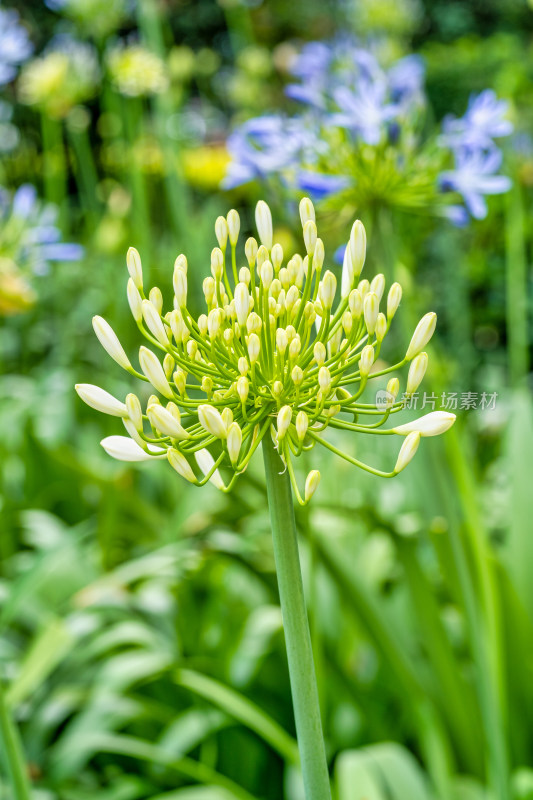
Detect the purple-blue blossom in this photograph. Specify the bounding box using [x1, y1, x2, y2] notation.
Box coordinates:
[440, 90, 513, 151]
[0, 7, 33, 85]
[439, 147, 511, 220]
[330, 82, 399, 145]
[296, 172, 351, 200]
[223, 115, 319, 189]
[1, 184, 84, 275]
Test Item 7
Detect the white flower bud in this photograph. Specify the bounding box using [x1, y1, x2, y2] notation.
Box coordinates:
[238, 356, 248, 375]
[370, 274, 385, 303]
[173, 369, 186, 395]
[348, 289, 363, 319]
[201, 376, 213, 396]
[142, 299, 169, 346]
[406, 313, 437, 359]
[149, 286, 163, 315]
[237, 375, 249, 402]
[234, 282, 250, 327]
[305, 470, 321, 502]
[394, 432, 421, 473]
[92, 316, 131, 370]
[375, 312, 387, 343]
[349, 220, 366, 277]
[247, 333, 260, 363]
[246, 312, 262, 335]
[174, 253, 187, 273]
[211, 247, 224, 280]
[314, 238, 325, 271]
[299, 196, 315, 226]
[198, 404, 227, 439]
[163, 353, 175, 380]
[342, 311, 353, 336]
[148, 404, 190, 440]
[288, 335, 301, 360]
[303, 220, 317, 255]
[101, 435, 165, 461]
[215, 215, 228, 249]
[195, 448, 225, 490]
[318, 366, 331, 392]
[407, 352, 428, 394]
[76, 384, 127, 417]
[203, 277, 215, 306]
[255, 200, 273, 249]
[277, 405, 292, 440]
[139, 346, 174, 399]
[127, 278, 143, 322]
[341, 246, 355, 298]
[386, 377, 400, 405]
[126, 247, 143, 289]
[174, 269, 188, 307]
[167, 448, 196, 482]
[358, 278, 370, 297]
[319, 270, 337, 310]
[221, 407, 233, 429]
[271, 243, 283, 272]
[276, 327, 288, 354]
[272, 381, 283, 397]
[393, 411, 456, 437]
[296, 410, 308, 441]
[227, 209, 240, 245]
[207, 308, 222, 338]
[291, 365, 304, 385]
[227, 421, 243, 465]
[197, 314, 208, 337]
[260, 260, 274, 289]
[387, 282, 402, 319]
[125, 393, 143, 430]
[314, 341, 326, 365]
[239, 266, 251, 285]
[364, 292, 379, 335]
[359, 344, 375, 377]
[245, 236, 258, 267]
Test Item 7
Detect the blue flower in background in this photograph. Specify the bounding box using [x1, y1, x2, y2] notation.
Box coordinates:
[388, 55, 425, 107]
[440, 90, 513, 151]
[331, 82, 398, 145]
[0, 184, 84, 275]
[224, 38, 513, 226]
[0, 7, 33, 85]
[223, 115, 319, 188]
[439, 147, 512, 220]
[296, 171, 351, 200]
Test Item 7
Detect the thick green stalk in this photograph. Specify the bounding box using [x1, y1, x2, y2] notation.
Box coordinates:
[262, 435, 331, 800]
[0, 680, 32, 800]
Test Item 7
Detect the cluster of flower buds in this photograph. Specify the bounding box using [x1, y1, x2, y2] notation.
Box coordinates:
[76, 199, 455, 504]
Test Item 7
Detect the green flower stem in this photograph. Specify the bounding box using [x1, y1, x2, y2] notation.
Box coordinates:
[0, 680, 31, 800]
[41, 113, 67, 226]
[262, 434, 331, 800]
[505, 180, 529, 385]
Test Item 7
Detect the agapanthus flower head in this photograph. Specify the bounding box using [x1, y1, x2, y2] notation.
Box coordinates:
[18, 36, 100, 118]
[225, 39, 512, 225]
[0, 7, 33, 86]
[76, 199, 455, 503]
[107, 43, 168, 98]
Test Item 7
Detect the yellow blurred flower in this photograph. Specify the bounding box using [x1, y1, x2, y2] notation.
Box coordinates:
[108, 44, 168, 98]
[182, 145, 231, 190]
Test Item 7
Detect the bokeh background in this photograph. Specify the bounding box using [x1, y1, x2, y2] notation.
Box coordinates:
[1, 0, 533, 798]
